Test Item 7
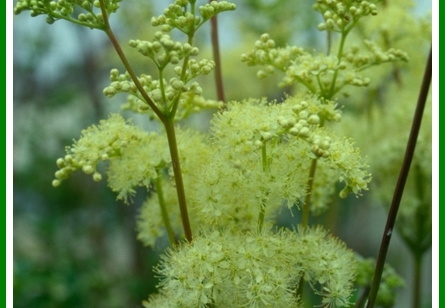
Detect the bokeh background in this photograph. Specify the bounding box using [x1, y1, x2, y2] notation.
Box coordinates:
[12, 1, 433, 307]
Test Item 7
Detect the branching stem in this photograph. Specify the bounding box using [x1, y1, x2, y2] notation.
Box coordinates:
[99, 0, 193, 242]
[98, 0, 165, 122]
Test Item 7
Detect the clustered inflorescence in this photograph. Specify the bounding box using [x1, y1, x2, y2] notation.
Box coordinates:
[14, 0, 122, 28]
[14, 0, 430, 306]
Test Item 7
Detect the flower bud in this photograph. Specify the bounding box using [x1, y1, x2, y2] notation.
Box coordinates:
[93, 172, 102, 182]
[82, 165, 94, 174]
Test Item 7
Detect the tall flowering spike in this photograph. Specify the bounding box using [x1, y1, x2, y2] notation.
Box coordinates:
[14, 0, 122, 28]
[146, 228, 356, 307]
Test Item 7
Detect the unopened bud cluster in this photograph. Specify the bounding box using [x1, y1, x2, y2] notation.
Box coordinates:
[129, 33, 200, 68]
[284, 54, 352, 92]
[150, 0, 235, 34]
[241, 33, 306, 78]
[14, 0, 122, 27]
[314, 0, 378, 32]
[277, 100, 336, 158]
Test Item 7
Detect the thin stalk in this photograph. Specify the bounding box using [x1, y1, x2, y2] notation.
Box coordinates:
[164, 118, 193, 242]
[301, 158, 318, 228]
[327, 29, 349, 98]
[98, 0, 165, 122]
[257, 142, 269, 232]
[326, 31, 332, 56]
[365, 47, 431, 308]
[153, 170, 177, 246]
[209, 0, 226, 103]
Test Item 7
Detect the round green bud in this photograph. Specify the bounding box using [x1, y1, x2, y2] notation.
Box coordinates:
[308, 114, 320, 125]
[56, 158, 66, 168]
[93, 172, 102, 182]
[299, 127, 310, 138]
[82, 165, 94, 174]
[171, 80, 185, 90]
[46, 16, 55, 24]
[64, 155, 73, 163]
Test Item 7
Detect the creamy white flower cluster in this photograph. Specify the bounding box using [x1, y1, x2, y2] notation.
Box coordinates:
[14, 0, 122, 27]
[144, 228, 357, 307]
[52, 114, 170, 202]
[132, 96, 370, 246]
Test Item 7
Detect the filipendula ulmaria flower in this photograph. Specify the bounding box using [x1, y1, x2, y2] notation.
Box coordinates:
[189, 97, 370, 226]
[144, 227, 356, 307]
[52, 114, 170, 202]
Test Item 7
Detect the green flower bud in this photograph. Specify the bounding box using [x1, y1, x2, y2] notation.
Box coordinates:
[93, 172, 102, 182]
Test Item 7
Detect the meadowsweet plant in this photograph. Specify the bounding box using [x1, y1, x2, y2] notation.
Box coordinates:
[14, 0, 431, 307]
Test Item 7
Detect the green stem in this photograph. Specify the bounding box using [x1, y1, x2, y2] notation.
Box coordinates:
[365, 47, 431, 308]
[158, 68, 169, 112]
[98, 0, 165, 122]
[164, 118, 193, 242]
[153, 170, 177, 246]
[301, 158, 318, 228]
[326, 28, 350, 99]
[257, 142, 269, 232]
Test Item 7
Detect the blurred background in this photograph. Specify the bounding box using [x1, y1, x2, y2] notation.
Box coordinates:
[12, 1, 433, 307]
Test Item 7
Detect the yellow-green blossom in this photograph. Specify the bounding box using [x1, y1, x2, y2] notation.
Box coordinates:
[52, 114, 169, 202]
[146, 227, 356, 307]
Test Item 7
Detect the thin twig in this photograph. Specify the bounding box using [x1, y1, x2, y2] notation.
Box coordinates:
[365, 46, 432, 308]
